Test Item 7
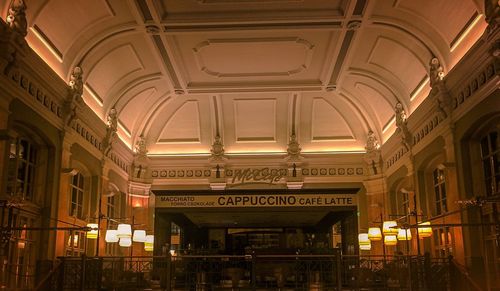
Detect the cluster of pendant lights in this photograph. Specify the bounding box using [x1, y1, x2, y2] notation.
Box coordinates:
[359, 221, 432, 251]
[86, 223, 154, 251]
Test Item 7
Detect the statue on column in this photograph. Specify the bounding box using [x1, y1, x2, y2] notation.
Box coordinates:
[63, 67, 84, 126]
[210, 134, 226, 161]
[485, 0, 500, 34]
[286, 132, 302, 161]
[103, 108, 118, 156]
[6, 0, 27, 37]
[1, 0, 28, 75]
[429, 58, 449, 120]
[395, 102, 412, 151]
[132, 134, 149, 179]
[364, 130, 382, 175]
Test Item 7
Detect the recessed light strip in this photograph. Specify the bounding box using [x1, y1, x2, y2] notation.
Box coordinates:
[450, 13, 483, 52]
[84, 84, 104, 107]
[30, 26, 63, 63]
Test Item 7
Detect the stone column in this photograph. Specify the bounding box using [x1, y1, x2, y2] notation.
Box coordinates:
[54, 136, 74, 257]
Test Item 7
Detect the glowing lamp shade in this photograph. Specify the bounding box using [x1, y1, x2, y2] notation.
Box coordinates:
[382, 221, 399, 235]
[359, 243, 371, 251]
[384, 235, 398, 246]
[397, 228, 412, 240]
[358, 233, 370, 245]
[418, 222, 432, 238]
[119, 237, 132, 247]
[86, 223, 98, 239]
[116, 224, 132, 238]
[368, 227, 382, 241]
[133, 230, 147, 242]
[145, 235, 154, 245]
[105, 230, 119, 243]
[144, 235, 154, 252]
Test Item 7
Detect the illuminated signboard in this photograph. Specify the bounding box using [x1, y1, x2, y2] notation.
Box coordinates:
[155, 194, 356, 208]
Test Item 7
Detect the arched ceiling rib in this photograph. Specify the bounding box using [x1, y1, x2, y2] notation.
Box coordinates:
[6, 0, 486, 156]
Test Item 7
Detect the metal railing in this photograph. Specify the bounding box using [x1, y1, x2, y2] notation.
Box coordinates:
[34, 253, 464, 291]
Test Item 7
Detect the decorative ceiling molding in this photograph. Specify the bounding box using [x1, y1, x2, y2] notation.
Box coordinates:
[193, 37, 315, 78]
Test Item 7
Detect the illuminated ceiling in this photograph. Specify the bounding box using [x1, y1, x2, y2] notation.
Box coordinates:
[2, 0, 487, 156]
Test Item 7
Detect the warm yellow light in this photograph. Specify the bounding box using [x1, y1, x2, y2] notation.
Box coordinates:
[368, 227, 382, 241]
[418, 222, 432, 238]
[68, 234, 79, 247]
[116, 224, 132, 238]
[397, 228, 412, 240]
[382, 221, 399, 235]
[119, 237, 132, 247]
[145, 235, 154, 244]
[86, 223, 99, 239]
[144, 235, 154, 251]
[359, 243, 371, 251]
[105, 230, 119, 243]
[132, 230, 146, 242]
[358, 233, 370, 245]
[384, 235, 397, 246]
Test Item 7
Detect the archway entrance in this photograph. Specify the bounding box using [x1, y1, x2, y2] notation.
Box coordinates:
[153, 189, 359, 289]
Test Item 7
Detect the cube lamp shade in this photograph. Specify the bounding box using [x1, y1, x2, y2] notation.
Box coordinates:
[359, 243, 371, 251]
[418, 222, 432, 238]
[86, 223, 98, 239]
[105, 230, 119, 243]
[144, 235, 154, 251]
[368, 227, 382, 241]
[119, 237, 132, 247]
[397, 228, 412, 240]
[116, 224, 132, 238]
[384, 235, 398, 246]
[358, 233, 371, 245]
[132, 230, 146, 242]
[382, 221, 399, 235]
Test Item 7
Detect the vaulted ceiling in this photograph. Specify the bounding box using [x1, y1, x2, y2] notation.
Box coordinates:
[3, 0, 487, 156]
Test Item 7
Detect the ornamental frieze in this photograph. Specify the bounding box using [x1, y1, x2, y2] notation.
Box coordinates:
[150, 166, 364, 180]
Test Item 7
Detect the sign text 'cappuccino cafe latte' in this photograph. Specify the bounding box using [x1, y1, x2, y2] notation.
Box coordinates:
[156, 194, 357, 208]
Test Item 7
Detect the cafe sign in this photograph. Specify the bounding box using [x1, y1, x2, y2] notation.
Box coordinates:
[229, 167, 287, 185]
[156, 194, 357, 208]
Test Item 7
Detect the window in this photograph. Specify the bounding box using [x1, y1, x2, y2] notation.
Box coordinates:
[433, 168, 448, 215]
[478, 128, 500, 285]
[7, 138, 37, 201]
[66, 231, 85, 256]
[107, 195, 116, 219]
[433, 227, 453, 258]
[70, 173, 84, 219]
[7, 214, 36, 289]
[398, 190, 410, 223]
[480, 130, 500, 196]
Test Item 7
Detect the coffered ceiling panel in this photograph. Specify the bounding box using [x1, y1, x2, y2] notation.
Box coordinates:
[32, 0, 113, 57]
[117, 87, 159, 138]
[158, 100, 201, 143]
[299, 93, 367, 152]
[147, 96, 212, 155]
[154, 0, 347, 24]
[394, 0, 478, 47]
[353, 82, 394, 132]
[311, 98, 354, 141]
[222, 93, 289, 153]
[193, 38, 314, 78]
[86, 44, 144, 101]
[234, 99, 276, 142]
[169, 30, 338, 90]
[366, 36, 427, 95]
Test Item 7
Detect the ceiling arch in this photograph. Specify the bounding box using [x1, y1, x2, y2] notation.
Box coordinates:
[9, 0, 486, 156]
